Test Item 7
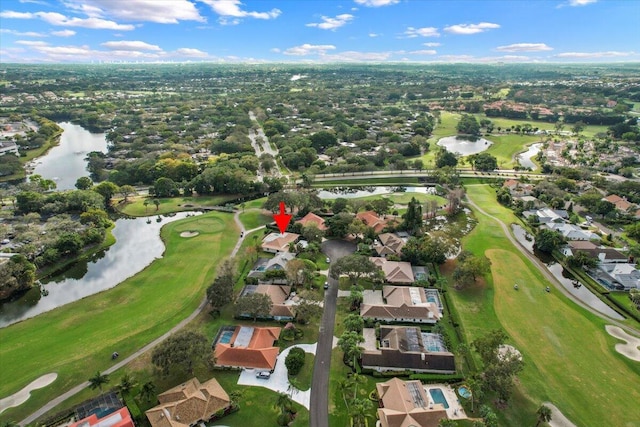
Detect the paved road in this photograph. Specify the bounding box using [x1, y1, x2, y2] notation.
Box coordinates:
[465, 191, 639, 336]
[307, 169, 547, 184]
[310, 240, 356, 427]
[248, 111, 282, 179]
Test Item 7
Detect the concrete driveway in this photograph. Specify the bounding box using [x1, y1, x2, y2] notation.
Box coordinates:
[237, 343, 317, 409]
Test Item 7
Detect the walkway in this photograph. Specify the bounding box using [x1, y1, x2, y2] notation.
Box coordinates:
[465, 191, 640, 336]
[248, 111, 283, 180]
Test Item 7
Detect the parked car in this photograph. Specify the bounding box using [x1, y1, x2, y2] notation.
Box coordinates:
[326, 257, 330, 263]
[256, 371, 271, 379]
[324, 281, 329, 289]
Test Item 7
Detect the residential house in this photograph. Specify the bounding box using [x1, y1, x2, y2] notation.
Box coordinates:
[374, 233, 406, 258]
[376, 377, 448, 427]
[361, 326, 455, 373]
[214, 326, 281, 371]
[247, 252, 296, 281]
[238, 284, 294, 321]
[562, 241, 628, 263]
[603, 194, 634, 213]
[295, 212, 327, 231]
[545, 223, 601, 241]
[0, 141, 19, 156]
[503, 179, 533, 196]
[146, 378, 231, 427]
[370, 257, 415, 284]
[357, 211, 390, 233]
[360, 286, 442, 324]
[596, 263, 640, 291]
[523, 208, 568, 224]
[261, 232, 300, 253]
[70, 408, 134, 427]
[514, 195, 543, 209]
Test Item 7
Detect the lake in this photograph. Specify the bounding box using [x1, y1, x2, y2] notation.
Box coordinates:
[30, 122, 108, 191]
[317, 186, 437, 199]
[437, 136, 493, 156]
[517, 143, 542, 170]
[0, 212, 200, 327]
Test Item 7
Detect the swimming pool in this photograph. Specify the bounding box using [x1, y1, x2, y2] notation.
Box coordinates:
[428, 388, 449, 409]
[219, 330, 234, 344]
[89, 407, 117, 419]
[458, 386, 472, 399]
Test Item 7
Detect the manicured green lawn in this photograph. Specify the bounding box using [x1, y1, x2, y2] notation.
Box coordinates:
[483, 134, 540, 168]
[117, 195, 239, 216]
[353, 192, 447, 206]
[238, 197, 267, 210]
[450, 184, 640, 427]
[238, 210, 273, 230]
[475, 115, 609, 138]
[0, 212, 239, 422]
[313, 177, 421, 185]
[288, 353, 315, 391]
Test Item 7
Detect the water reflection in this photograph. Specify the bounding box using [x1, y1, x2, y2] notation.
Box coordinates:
[317, 186, 437, 200]
[0, 212, 200, 327]
[517, 143, 542, 171]
[437, 136, 493, 156]
[30, 122, 108, 191]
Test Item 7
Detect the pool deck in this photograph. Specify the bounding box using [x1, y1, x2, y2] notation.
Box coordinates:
[424, 384, 468, 421]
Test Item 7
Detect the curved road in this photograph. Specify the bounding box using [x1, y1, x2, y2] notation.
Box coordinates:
[310, 240, 356, 427]
[19, 210, 266, 426]
[465, 191, 640, 336]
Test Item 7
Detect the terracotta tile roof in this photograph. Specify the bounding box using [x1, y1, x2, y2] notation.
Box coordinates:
[370, 257, 414, 284]
[503, 179, 519, 188]
[357, 211, 389, 233]
[361, 286, 441, 322]
[261, 232, 300, 252]
[604, 194, 633, 211]
[214, 326, 281, 370]
[146, 378, 230, 427]
[295, 212, 327, 230]
[376, 378, 448, 427]
[71, 407, 134, 427]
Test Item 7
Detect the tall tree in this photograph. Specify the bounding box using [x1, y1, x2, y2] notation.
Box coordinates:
[88, 371, 110, 392]
[536, 404, 553, 427]
[118, 373, 137, 397]
[75, 176, 93, 190]
[151, 331, 208, 376]
[118, 185, 136, 202]
[139, 381, 157, 403]
[338, 331, 364, 366]
[234, 293, 273, 321]
[331, 255, 379, 284]
[206, 259, 235, 314]
[343, 313, 364, 334]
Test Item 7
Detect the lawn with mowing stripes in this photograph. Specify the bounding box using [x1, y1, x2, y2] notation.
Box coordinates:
[0, 212, 238, 423]
[238, 209, 273, 230]
[450, 184, 640, 427]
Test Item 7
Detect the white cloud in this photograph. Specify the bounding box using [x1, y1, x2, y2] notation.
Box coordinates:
[321, 50, 393, 62]
[283, 43, 337, 56]
[369, 33, 380, 37]
[568, 0, 597, 6]
[35, 12, 135, 30]
[306, 14, 353, 31]
[496, 43, 553, 52]
[354, 0, 400, 7]
[64, 0, 205, 23]
[409, 49, 437, 55]
[218, 17, 240, 25]
[51, 30, 76, 37]
[0, 11, 35, 19]
[174, 48, 209, 57]
[403, 26, 440, 38]
[437, 54, 531, 63]
[0, 29, 48, 37]
[270, 48, 281, 53]
[444, 22, 500, 35]
[15, 40, 49, 46]
[199, 0, 281, 21]
[101, 40, 162, 51]
[555, 51, 635, 58]
[423, 42, 440, 47]
[19, 0, 49, 4]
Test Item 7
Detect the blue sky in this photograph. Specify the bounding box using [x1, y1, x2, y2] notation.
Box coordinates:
[0, 0, 638, 63]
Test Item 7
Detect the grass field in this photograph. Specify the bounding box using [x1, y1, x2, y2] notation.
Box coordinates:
[449, 184, 640, 427]
[238, 209, 273, 230]
[117, 195, 239, 216]
[289, 352, 315, 391]
[483, 134, 540, 168]
[0, 212, 239, 422]
[313, 177, 421, 186]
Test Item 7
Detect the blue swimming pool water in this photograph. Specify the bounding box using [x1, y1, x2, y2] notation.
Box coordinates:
[427, 296, 436, 303]
[256, 266, 266, 271]
[429, 388, 449, 409]
[89, 407, 117, 419]
[219, 330, 234, 344]
[458, 386, 472, 399]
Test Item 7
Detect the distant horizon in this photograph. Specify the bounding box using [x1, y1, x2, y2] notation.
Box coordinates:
[1, 0, 638, 64]
[2, 61, 640, 66]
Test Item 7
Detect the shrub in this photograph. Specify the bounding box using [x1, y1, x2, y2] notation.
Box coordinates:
[285, 347, 305, 376]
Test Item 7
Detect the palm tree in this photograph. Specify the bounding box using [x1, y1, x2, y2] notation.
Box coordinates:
[143, 199, 150, 213]
[229, 390, 243, 407]
[88, 371, 110, 392]
[348, 371, 367, 400]
[337, 378, 353, 410]
[349, 398, 373, 427]
[535, 404, 552, 427]
[153, 199, 160, 211]
[274, 392, 293, 414]
[139, 381, 156, 402]
[118, 373, 137, 397]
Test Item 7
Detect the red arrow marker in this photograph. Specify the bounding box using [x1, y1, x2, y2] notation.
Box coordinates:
[273, 201, 292, 234]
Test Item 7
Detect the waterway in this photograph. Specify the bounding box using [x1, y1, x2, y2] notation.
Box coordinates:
[317, 186, 437, 199]
[516, 143, 542, 170]
[0, 212, 200, 327]
[437, 136, 493, 156]
[30, 122, 108, 191]
[510, 224, 623, 319]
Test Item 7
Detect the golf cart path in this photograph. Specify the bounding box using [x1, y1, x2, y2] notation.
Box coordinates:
[543, 402, 578, 427]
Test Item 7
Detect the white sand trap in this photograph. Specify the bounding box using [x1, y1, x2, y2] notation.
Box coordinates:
[498, 344, 522, 361]
[0, 373, 58, 414]
[180, 231, 199, 238]
[543, 402, 578, 427]
[605, 325, 640, 362]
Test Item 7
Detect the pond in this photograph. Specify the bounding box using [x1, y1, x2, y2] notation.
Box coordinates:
[317, 186, 437, 200]
[510, 224, 623, 319]
[517, 143, 542, 170]
[0, 212, 200, 327]
[29, 122, 108, 191]
[436, 136, 493, 156]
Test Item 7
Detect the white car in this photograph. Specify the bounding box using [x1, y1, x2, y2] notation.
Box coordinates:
[256, 371, 271, 379]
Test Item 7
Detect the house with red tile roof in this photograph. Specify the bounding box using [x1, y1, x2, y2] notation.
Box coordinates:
[603, 194, 634, 212]
[261, 232, 300, 253]
[295, 212, 327, 231]
[357, 211, 390, 234]
[146, 378, 231, 427]
[370, 257, 414, 284]
[214, 326, 281, 371]
[70, 407, 134, 427]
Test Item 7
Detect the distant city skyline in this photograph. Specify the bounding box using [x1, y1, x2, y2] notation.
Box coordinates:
[0, 0, 638, 63]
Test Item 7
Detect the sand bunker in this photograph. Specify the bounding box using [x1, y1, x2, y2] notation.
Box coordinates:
[498, 344, 523, 362]
[543, 402, 578, 427]
[605, 325, 640, 362]
[180, 231, 199, 238]
[0, 373, 58, 414]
